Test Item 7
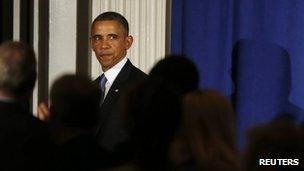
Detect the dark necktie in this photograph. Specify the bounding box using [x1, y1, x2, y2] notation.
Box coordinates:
[99, 74, 107, 105]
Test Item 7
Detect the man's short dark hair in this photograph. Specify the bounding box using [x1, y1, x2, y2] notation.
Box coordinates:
[0, 41, 37, 97]
[91, 11, 129, 35]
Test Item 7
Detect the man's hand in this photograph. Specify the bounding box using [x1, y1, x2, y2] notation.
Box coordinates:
[37, 102, 50, 122]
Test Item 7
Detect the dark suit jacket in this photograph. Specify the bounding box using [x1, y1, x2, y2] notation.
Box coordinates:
[0, 101, 54, 170]
[94, 59, 147, 152]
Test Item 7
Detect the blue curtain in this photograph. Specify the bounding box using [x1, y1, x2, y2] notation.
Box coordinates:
[172, 0, 304, 150]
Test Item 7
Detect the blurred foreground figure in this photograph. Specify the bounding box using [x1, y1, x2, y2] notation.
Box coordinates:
[0, 41, 52, 170]
[106, 78, 182, 171]
[49, 74, 111, 171]
[103, 55, 200, 170]
[175, 90, 240, 171]
[244, 118, 304, 171]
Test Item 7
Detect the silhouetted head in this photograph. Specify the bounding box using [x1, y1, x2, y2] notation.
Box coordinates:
[0, 41, 36, 98]
[149, 55, 199, 96]
[50, 75, 100, 130]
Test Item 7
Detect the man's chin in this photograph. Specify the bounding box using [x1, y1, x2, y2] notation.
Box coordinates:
[98, 57, 110, 64]
[100, 63, 112, 72]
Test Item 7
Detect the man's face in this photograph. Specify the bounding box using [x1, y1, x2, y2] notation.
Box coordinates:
[91, 20, 133, 72]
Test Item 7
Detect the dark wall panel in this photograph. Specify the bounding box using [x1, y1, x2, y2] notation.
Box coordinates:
[0, 0, 13, 42]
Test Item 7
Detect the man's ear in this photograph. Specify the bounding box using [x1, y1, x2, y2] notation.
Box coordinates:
[125, 35, 133, 50]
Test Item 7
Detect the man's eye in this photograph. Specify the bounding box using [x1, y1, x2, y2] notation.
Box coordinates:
[93, 36, 101, 41]
[109, 35, 118, 40]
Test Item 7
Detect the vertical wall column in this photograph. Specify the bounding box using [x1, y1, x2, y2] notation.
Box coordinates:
[33, 0, 88, 113]
[13, 0, 20, 40]
[76, 0, 92, 77]
[1, 0, 13, 42]
[37, 0, 49, 111]
[31, 0, 39, 114]
[32, 0, 77, 113]
[49, 0, 77, 87]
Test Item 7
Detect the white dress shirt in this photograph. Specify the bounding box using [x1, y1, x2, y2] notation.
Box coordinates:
[101, 57, 128, 99]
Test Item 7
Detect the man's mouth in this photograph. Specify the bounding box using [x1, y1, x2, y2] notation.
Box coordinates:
[99, 53, 112, 58]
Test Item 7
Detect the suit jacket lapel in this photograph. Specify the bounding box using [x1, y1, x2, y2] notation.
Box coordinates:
[98, 59, 134, 128]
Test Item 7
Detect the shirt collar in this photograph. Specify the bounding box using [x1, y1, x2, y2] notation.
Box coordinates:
[102, 57, 128, 85]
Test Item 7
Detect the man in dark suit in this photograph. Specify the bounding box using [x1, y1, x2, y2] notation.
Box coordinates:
[90, 12, 147, 152]
[0, 41, 53, 170]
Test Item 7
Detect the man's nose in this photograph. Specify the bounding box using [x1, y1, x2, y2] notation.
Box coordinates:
[100, 39, 110, 49]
